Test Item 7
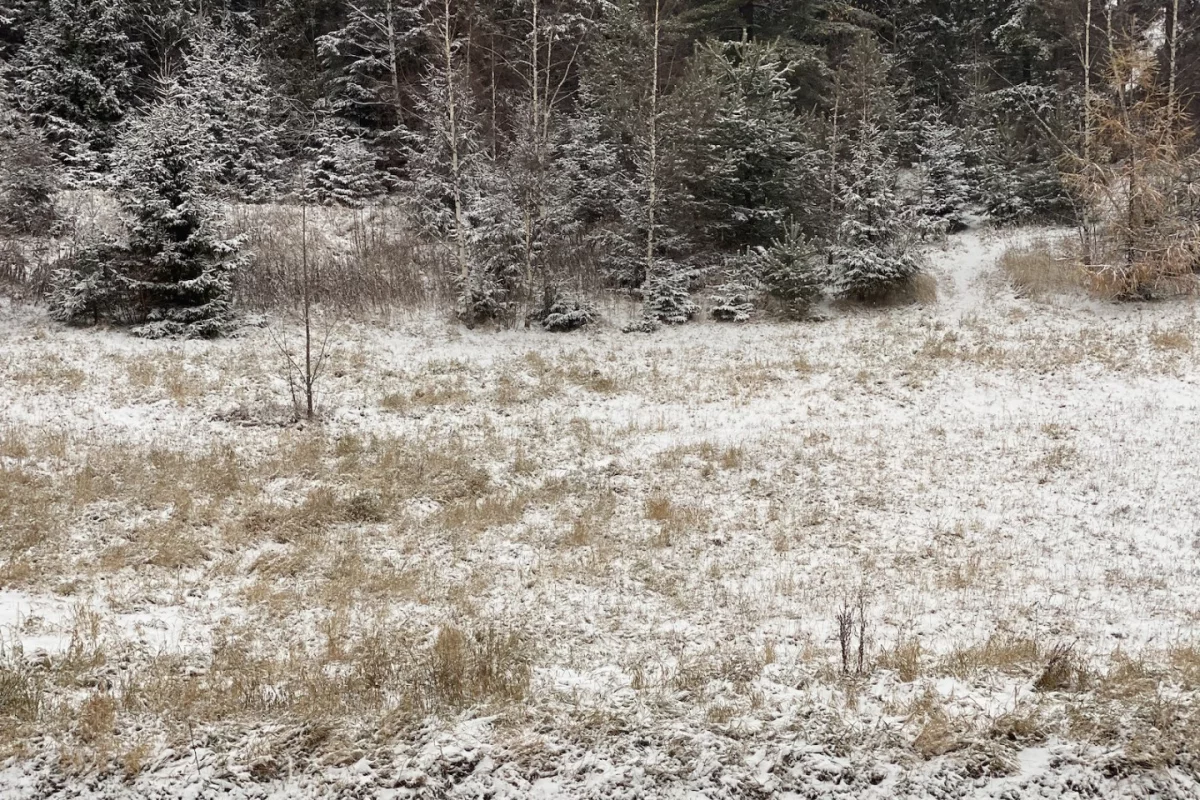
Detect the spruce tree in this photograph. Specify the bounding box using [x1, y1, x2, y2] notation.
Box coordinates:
[756, 219, 825, 317]
[682, 37, 828, 250]
[0, 88, 57, 234]
[9, 0, 139, 177]
[913, 107, 971, 235]
[305, 115, 385, 207]
[49, 83, 247, 338]
[181, 20, 285, 203]
[828, 123, 922, 300]
[316, 0, 424, 171]
[407, 0, 500, 324]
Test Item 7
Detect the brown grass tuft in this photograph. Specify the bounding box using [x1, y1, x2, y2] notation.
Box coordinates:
[1000, 238, 1084, 298]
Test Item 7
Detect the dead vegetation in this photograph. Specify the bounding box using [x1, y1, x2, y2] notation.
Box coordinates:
[3, 292, 1200, 787]
[999, 238, 1086, 298]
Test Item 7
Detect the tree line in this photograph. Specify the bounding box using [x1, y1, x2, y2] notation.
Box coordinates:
[1, 0, 1198, 334]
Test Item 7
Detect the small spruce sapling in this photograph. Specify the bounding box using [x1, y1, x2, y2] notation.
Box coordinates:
[828, 124, 923, 301]
[756, 220, 825, 318]
[913, 108, 971, 236]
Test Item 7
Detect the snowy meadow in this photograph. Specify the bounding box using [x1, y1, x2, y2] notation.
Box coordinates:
[2, 230, 1200, 797]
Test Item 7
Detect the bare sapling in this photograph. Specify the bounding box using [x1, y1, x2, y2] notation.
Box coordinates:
[270, 164, 338, 421]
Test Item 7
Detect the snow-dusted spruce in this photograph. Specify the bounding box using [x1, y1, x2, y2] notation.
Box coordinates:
[686, 38, 827, 251]
[8, 0, 138, 177]
[562, 81, 633, 285]
[828, 123, 923, 300]
[708, 273, 757, 321]
[0, 88, 57, 235]
[406, 0, 502, 325]
[181, 20, 285, 203]
[305, 114, 385, 207]
[316, 0, 423, 158]
[48, 83, 247, 338]
[913, 107, 970, 236]
[756, 220, 825, 318]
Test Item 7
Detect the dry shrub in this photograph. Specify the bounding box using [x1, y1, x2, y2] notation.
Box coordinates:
[643, 492, 710, 545]
[1149, 327, 1192, 352]
[1169, 645, 1200, 689]
[0, 466, 61, 565]
[342, 490, 385, 523]
[989, 708, 1047, 744]
[76, 692, 116, 745]
[908, 692, 969, 759]
[671, 647, 764, 695]
[999, 238, 1083, 298]
[421, 625, 532, 711]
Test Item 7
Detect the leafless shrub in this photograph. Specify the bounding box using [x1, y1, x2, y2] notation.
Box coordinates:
[1067, 43, 1200, 300]
[231, 203, 454, 313]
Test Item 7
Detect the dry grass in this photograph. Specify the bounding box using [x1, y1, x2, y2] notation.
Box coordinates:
[20, 617, 531, 756]
[4, 301, 1200, 787]
[1149, 327, 1193, 352]
[1000, 238, 1085, 298]
[230, 203, 452, 313]
[939, 636, 1042, 679]
[877, 637, 923, 682]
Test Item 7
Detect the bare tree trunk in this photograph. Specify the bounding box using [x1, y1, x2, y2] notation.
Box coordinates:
[490, 30, 498, 159]
[302, 201, 313, 420]
[1168, 0, 1179, 122]
[386, 0, 403, 125]
[645, 0, 661, 287]
[525, 0, 540, 292]
[439, 0, 469, 286]
[1084, 0, 1092, 160]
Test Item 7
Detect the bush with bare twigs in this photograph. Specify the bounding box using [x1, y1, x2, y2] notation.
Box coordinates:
[1067, 43, 1200, 300]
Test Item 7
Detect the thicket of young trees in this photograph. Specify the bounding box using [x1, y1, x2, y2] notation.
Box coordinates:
[1, 0, 1199, 334]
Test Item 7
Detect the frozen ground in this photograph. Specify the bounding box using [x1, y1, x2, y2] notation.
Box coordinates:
[1, 228, 1199, 797]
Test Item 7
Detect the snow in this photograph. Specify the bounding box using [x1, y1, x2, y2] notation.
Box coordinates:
[1, 227, 1200, 796]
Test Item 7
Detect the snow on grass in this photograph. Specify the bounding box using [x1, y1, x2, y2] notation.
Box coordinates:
[1, 230, 1199, 796]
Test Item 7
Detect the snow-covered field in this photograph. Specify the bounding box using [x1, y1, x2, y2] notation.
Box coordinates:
[1, 229, 1199, 798]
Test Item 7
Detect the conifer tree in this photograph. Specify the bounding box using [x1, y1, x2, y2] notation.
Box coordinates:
[49, 82, 247, 337]
[683, 37, 828, 250]
[913, 106, 971, 235]
[828, 123, 922, 299]
[305, 114, 385, 207]
[407, 0, 499, 324]
[316, 0, 424, 169]
[0, 88, 57, 234]
[181, 20, 285, 203]
[756, 219, 825, 317]
[9, 0, 139, 176]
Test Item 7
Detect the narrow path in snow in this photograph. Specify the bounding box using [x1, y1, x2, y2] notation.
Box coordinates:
[926, 226, 1073, 321]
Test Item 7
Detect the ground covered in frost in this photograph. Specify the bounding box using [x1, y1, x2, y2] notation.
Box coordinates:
[1, 228, 1199, 797]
